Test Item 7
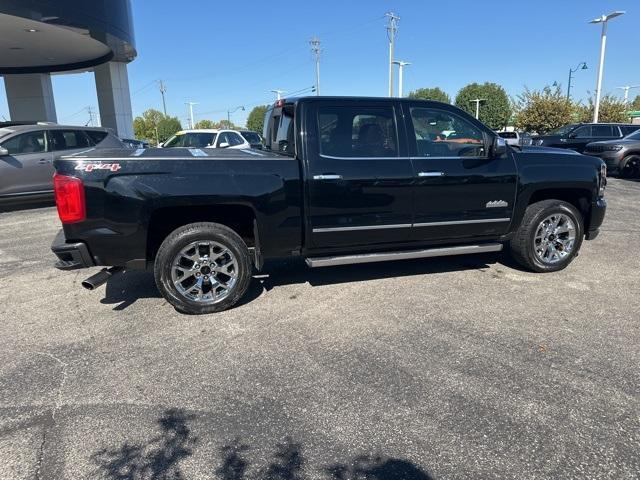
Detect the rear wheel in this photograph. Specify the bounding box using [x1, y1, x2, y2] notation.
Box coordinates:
[509, 200, 584, 272]
[154, 222, 252, 314]
[619, 155, 640, 179]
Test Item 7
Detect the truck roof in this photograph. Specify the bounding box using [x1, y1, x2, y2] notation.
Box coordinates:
[61, 147, 283, 161]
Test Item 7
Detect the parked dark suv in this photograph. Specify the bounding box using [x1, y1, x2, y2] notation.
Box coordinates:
[584, 127, 640, 177]
[531, 123, 640, 153]
[0, 123, 123, 206]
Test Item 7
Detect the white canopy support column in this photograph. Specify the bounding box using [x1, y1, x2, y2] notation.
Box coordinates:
[4, 73, 57, 122]
[94, 61, 134, 138]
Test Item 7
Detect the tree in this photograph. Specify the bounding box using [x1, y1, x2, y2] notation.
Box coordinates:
[194, 119, 216, 129]
[514, 85, 574, 134]
[133, 109, 182, 145]
[157, 116, 182, 143]
[631, 95, 640, 111]
[214, 119, 237, 130]
[246, 105, 268, 133]
[407, 87, 450, 104]
[455, 82, 511, 130]
[575, 94, 630, 123]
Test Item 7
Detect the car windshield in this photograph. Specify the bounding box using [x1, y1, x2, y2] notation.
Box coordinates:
[498, 132, 517, 139]
[241, 131, 261, 144]
[548, 124, 578, 136]
[624, 129, 640, 141]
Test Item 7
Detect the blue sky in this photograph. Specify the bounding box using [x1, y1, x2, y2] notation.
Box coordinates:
[1, 0, 639, 128]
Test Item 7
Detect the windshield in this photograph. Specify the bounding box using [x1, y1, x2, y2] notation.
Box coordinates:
[241, 131, 262, 144]
[548, 124, 578, 136]
[498, 132, 517, 139]
[625, 129, 640, 141]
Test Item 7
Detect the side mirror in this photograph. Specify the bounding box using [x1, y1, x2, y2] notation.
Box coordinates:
[568, 133, 577, 139]
[157, 142, 164, 148]
[492, 136, 507, 157]
[0, 147, 8, 156]
[219, 142, 230, 148]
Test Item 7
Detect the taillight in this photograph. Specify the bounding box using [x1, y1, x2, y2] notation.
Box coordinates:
[53, 173, 85, 223]
[598, 163, 607, 197]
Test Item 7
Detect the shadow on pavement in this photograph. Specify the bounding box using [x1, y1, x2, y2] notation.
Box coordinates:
[92, 409, 433, 480]
[100, 253, 503, 311]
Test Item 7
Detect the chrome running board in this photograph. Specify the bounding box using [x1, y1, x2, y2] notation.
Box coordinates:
[305, 243, 503, 268]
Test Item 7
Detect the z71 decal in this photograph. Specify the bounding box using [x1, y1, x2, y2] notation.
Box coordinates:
[75, 163, 122, 173]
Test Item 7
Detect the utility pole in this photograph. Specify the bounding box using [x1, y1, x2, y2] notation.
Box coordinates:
[185, 102, 197, 129]
[392, 60, 411, 97]
[385, 11, 400, 97]
[310, 37, 321, 96]
[86, 106, 94, 126]
[616, 85, 640, 104]
[270, 89, 285, 100]
[470, 99, 485, 120]
[158, 80, 167, 115]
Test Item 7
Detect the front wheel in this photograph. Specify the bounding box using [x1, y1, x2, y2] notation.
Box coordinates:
[154, 222, 252, 314]
[509, 200, 584, 273]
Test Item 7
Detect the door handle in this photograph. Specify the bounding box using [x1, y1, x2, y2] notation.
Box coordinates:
[418, 171, 445, 177]
[313, 174, 343, 180]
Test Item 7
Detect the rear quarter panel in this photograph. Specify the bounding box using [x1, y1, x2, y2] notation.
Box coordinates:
[54, 153, 302, 266]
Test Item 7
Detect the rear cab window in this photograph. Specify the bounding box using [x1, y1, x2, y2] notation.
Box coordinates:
[264, 102, 296, 156]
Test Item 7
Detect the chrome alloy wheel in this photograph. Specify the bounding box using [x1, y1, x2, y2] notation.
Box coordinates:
[170, 241, 238, 304]
[533, 213, 576, 264]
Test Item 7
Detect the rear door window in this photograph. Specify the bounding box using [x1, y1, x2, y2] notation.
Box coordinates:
[318, 105, 398, 158]
[48, 130, 91, 150]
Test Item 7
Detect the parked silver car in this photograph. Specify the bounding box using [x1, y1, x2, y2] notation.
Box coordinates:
[0, 123, 123, 206]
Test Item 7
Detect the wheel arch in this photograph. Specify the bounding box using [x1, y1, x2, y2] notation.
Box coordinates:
[514, 187, 593, 232]
[146, 203, 259, 263]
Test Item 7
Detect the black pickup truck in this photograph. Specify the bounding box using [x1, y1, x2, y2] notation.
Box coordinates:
[51, 97, 607, 314]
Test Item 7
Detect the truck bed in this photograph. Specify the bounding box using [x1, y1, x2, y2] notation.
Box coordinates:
[54, 147, 303, 268]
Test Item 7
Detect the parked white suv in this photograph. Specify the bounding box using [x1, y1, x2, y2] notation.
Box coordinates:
[160, 129, 250, 149]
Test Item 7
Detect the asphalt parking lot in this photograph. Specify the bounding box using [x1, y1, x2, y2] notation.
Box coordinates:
[0, 178, 639, 480]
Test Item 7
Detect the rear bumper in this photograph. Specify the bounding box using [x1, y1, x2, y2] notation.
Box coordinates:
[51, 229, 95, 270]
[585, 198, 606, 240]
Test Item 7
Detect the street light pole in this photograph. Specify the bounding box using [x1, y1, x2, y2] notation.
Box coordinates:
[590, 11, 625, 123]
[270, 89, 284, 100]
[392, 60, 411, 97]
[227, 106, 245, 126]
[566, 62, 588, 100]
[185, 102, 197, 129]
[470, 99, 485, 120]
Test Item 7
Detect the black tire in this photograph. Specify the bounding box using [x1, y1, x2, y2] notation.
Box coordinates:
[154, 222, 252, 314]
[509, 200, 584, 273]
[619, 155, 640, 179]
